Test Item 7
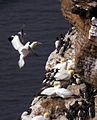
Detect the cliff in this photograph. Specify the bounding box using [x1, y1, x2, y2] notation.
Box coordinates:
[19, 0, 97, 120]
[60, 0, 97, 87]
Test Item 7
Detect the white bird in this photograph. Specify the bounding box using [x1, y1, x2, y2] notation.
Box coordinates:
[53, 58, 67, 70]
[21, 111, 32, 120]
[54, 69, 74, 81]
[66, 59, 75, 70]
[53, 58, 75, 71]
[8, 35, 42, 68]
[91, 17, 97, 26]
[31, 112, 50, 120]
[41, 81, 74, 98]
[55, 37, 61, 53]
[88, 25, 97, 39]
[73, 74, 81, 84]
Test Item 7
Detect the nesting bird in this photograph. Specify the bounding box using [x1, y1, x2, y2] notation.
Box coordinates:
[31, 112, 50, 120]
[59, 37, 71, 56]
[41, 81, 74, 98]
[54, 69, 74, 81]
[21, 110, 32, 120]
[8, 33, 42, 68]
[53, 58, 75, 81]
[73, 74, 81, 85]
[66, 58, 75, 70]
[88, 17, 97, 39]
[91, 17, 97, 26]
[53, 58, 67, 70]
[55, 37, 61, 53]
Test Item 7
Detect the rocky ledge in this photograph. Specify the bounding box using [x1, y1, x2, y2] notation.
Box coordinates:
[19, 0, 97, 120]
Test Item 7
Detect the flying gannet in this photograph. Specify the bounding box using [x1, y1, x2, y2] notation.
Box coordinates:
[41, 81, 74, 98]
[31, 112, 50, 120]
[8, 34, 42, 68]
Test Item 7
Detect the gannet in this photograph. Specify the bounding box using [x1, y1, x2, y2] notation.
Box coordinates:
[8, 35, 41, 68]
[41, 81, 74, 98]
[31, 112, 50, 120]
[91, 17, 97, 26]
[73, 74, 81, 84]
[53, 58, 75, 71]
[66, 59, 75, 70]
[53, 58, 67, 70]
[21, 111, 32, 120]
[54, 69, 74, 81]
[55, 37, 61, 53]
[59, 37, 71, 56]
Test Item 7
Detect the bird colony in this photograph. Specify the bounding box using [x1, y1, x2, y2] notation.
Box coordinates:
[17, 29, 97, 120]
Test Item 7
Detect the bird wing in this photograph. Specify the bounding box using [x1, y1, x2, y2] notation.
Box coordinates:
[21, 42, 30, 56]
[41, 87, 56, 96]
[56, 88, 73, 98]
[11, 35, 24, 51]
[55, 40, 60, 48]
[54, 70, 71, 80]
[53, 62, 67, 70]
[21, 49, 29, 57]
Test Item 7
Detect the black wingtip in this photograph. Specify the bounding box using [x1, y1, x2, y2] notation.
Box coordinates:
[8, 36, 14, 42]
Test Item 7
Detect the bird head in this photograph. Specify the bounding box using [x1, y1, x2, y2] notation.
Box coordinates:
[31, 41, 42, 48]
[54, 81, 61, 88]
[72, 58, 75, 63]
[44, 112, 50, 118]
[60, 58, 65, 63]
[67, 66, 71, 70]
[8, 35, 14, 42]
[69, 70, 74, 74]
[91, 17, 95, 21]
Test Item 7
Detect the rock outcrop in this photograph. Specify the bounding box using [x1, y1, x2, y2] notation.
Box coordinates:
[60, 0, 97, 88]
[19, 0, 97, 120]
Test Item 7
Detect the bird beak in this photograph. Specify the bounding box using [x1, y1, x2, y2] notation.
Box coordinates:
[38, 42, 42, 44]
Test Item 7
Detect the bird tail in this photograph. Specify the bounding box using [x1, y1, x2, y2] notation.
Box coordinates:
[18, 56, 25, 68]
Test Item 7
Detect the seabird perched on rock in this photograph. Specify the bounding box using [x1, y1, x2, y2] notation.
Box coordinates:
[60, 34, 65, 45]
[54, 69, 74, 81]
[78, 108, 86, 120]
[55, 37, 61, 53]
[73, 74, 81, 84]
[88, 102, 95, 118]
[66, 59, 75, 70]
[59, 38, 71, 56]
[91, 17, 97, 26]
[53, 58, 67, 70]
[21, 111, 32, 120]
[31, 112, 50, 120]
[8, 34, 42, 68]
[41, 81, 74, 98]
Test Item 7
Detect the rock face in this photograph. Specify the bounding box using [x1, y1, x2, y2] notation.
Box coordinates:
[60, 0, 97, 88]
[19, 0, 97, 120]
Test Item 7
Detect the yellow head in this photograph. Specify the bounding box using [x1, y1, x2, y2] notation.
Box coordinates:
[54, 81, 61, 88]
[72, 58, 75, 63]
[69, 70, 74, 74]
[44, 112, 50, 118]
[67, 66, 71, 70]
[60, 58, 65, 63]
